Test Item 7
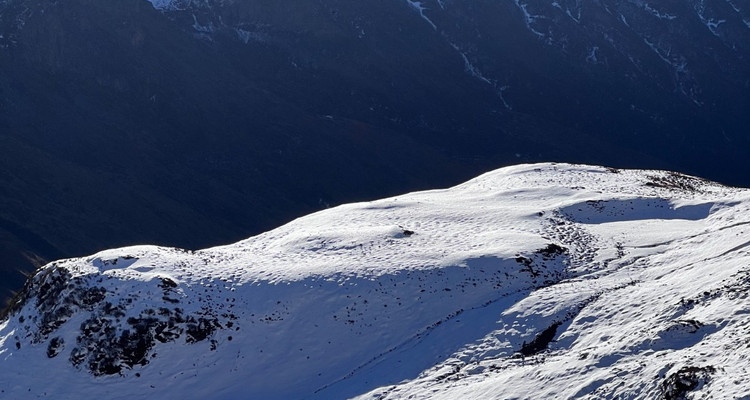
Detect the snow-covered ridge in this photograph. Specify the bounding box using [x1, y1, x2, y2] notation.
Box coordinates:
[2, 163, 750, 399]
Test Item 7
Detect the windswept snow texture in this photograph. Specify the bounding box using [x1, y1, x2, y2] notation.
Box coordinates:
[2, 163, 750, 399]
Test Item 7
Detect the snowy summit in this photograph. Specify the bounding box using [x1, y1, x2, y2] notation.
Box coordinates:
[2, 163, 750, 399]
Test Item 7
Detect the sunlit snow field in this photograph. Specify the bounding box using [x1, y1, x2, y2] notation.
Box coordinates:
[2, 163, 750, 399]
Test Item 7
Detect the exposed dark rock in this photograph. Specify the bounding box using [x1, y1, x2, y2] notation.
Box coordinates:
[515, 256, 532, 267]
[185, 316, 219, 344]
[661, 366, 716, 400]
[517, 321, 563, 357]
[47, 337, 64, 358]
[35, 267, 74, 310]
[645, 172, 710, 193]
[0, 265, 109, 343]
[1, 262, 235, 376]
[537, 244, 567, 259]
[119, 318, 160, 368]
[71, 306, 225, 376]
[514, 244, 568, 280]
[158, 277, 178, 290]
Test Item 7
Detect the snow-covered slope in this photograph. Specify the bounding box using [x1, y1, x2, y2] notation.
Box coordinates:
[2, 163, 750, 399]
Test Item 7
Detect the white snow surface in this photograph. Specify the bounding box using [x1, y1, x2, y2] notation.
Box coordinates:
[2, 163, 750, 399]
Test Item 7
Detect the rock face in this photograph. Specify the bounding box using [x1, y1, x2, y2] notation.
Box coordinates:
[2, 163, 750, 399]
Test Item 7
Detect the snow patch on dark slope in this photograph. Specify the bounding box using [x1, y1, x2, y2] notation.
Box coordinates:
[2, 163, 750, 399]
